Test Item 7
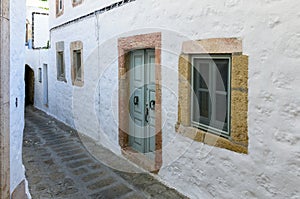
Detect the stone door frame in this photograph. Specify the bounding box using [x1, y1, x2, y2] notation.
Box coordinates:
[118, 32, 162, 172]
[0, 0, 10, 197]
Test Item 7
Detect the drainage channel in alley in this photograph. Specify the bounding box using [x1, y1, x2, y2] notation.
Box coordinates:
[22, 106, 187, 199]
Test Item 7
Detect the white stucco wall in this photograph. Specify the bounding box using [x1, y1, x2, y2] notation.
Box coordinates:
[25, 49, 49, 112]
[41, 0, 300, 198]
[10, 0, 30, 197]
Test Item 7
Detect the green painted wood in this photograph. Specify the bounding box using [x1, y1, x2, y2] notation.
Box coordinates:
[129, 49, 156, 157]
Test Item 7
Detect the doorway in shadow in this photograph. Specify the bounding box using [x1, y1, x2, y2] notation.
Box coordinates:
[25, 65, 35, 106]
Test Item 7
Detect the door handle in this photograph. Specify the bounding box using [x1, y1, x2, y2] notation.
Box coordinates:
[134, 96, 139, 105]
[150, 100, 155, 110]
[145, 106, 149, 123]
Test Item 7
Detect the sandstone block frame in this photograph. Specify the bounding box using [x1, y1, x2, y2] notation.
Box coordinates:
[56, 0, 64, 18]
[72, 0, 83, 7]
[70, 41, 84, 87]
[118, 32, 162, 172]
[176, 38, 248, 154]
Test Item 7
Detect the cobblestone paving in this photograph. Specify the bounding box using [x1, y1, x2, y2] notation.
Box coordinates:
[23, 107, 187, 199]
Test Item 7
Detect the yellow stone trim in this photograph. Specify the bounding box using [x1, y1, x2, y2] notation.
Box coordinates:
[56, 0, 64, 18]
[72, 0, 83, 7]
[182, 38, 242, 54]
[204, 133, 247, 154]
[178, 54, 191, 126]
[232, 55, 248, 89]
[70, 41, 84, 87]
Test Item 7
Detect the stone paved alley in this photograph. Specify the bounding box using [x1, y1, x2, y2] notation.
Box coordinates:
[23, 107, 187, 199]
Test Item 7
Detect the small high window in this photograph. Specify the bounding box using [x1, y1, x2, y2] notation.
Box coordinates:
[38, 68, 42, 83]
[59, 0, 63, 10]
[56, 41, 66, 82]
[56, 51, 66, 81]
[74, 50, 82, 81]
[56, 0, 64, 17]
[70, 41, 83, 86]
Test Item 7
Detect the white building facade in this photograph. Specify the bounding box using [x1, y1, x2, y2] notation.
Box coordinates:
[30, 0, 300, 198]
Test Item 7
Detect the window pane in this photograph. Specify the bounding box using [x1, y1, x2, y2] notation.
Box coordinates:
[199, 91, 210, 119]
[73, 50, 81, 80]
[215, 93, 228, 129]
[192, 92, 200, 123]
[193, 90, 210, 125]
[194, 60, 209, 89]
[61, 54, 64, 75]
[76, 51, 81, 79]
[215, 59, 229, 92]
[57, 52, 64, 76]
[193, 59, 210, 126]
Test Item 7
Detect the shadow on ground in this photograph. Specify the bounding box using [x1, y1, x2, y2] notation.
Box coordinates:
[23, 106, 187, 199]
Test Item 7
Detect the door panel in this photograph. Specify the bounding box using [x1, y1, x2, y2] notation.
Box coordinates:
[145, 50, 156, 157]
[129, 50, 146, 152]
[129, 49, 156, 157]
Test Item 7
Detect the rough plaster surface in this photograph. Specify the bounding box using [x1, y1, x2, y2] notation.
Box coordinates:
[31, 0, 300, 198]
[9, 0, 30, 197]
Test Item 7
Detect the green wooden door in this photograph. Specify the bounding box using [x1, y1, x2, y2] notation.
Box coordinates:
[129, 49, 156, 157]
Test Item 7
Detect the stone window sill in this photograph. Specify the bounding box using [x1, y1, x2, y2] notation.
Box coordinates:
[56, 10, 64, 18]
[73, 80, 84, 87]
[57, 76, 67, 82]
[175, 123, 248, 154]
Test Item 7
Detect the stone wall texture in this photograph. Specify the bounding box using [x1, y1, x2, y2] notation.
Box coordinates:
[30, 0, 300, 198]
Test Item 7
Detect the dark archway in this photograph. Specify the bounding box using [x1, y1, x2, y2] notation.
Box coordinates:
[25, 65, 35, 106]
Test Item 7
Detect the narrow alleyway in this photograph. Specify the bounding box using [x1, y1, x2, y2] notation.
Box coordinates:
[23, 107, 186, 199]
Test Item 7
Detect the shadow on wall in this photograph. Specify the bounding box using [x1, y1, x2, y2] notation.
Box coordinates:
[25, 65, 34, 106]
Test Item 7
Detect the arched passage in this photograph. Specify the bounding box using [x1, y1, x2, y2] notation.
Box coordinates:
[25, 65, 35, 106]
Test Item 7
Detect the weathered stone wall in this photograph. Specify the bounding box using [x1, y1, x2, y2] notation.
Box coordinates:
[40, 0, 300, 198]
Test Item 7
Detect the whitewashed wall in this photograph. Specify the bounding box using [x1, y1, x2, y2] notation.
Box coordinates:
[32, 14, 49, 48]
[10, 0, 31, 197]
[44, 0, 300, 198]
[25, 49, 49, 112]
